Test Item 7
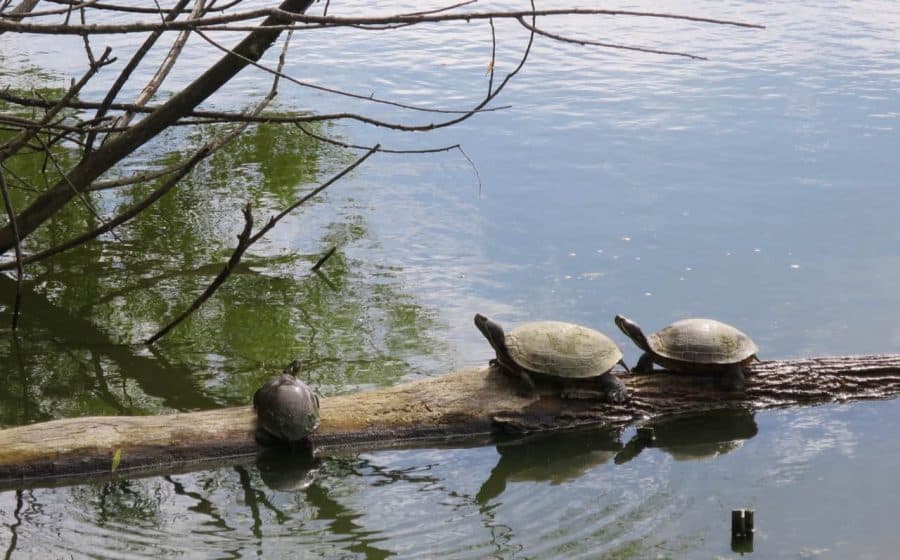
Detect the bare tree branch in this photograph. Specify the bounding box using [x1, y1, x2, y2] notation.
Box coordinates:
[517, 16, 708, 60]
[0, 0, 764, 348]
[0, 8, 765, 35]
[0, 28, 301, 272]
[111, 0, 211, 138]
[0, 0, 39, 36]
[294, 122, 463, 155]
[0, 90, 513, 132]
[84, 0, 193, 155]
[0, 169, 23, 329]
[0, 0, 317, 254]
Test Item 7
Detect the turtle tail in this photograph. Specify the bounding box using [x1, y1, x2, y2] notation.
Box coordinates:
[614, 315, 652, 353]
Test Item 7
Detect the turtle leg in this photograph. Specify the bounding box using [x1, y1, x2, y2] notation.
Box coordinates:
[719, 363, 746, 391]
[598, 371, 629, 403]
[634, 353, 656, 374]
[514, 370, 537, 396]
[489, 358, 537, 397]
[496, 364, 536, 396]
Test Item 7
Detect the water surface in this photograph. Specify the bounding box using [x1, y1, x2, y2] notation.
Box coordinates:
[1, 0, 899, 557]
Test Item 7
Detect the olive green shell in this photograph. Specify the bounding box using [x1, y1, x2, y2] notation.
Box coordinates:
[647, 318, 758, 364]
[505, 321, 623, 378]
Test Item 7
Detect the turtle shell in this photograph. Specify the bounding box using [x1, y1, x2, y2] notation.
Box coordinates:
[505, 321, 623, 378]
[648, 318, 758, 365]
[253, 374, 321, 442]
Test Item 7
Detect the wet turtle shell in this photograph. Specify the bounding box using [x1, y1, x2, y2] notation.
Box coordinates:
[253, 373, 321, 443]
[474, 314, 628, 401]
[646, 318, 758, 366]
[614, 315, 758, 388]
[503, 320, 624, 378]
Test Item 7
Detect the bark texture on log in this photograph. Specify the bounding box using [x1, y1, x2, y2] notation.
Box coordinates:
[2, 355, 900, 486]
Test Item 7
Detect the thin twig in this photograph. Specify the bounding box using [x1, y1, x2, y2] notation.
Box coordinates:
[487, 17, 496, 95]
[79, 6, 97, 67]
[23, 0, 233, 17]
[401, 0, 478, 17]
[310, 246, 336, 271]
[293, 123, 463, 155]
[85, 157, 215, 192]
[517, 16, 707, 60]
[293, 123, 482, 193]
[458, 145, 483, 194]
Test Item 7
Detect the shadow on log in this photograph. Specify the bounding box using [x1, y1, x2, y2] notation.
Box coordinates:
[2, 355, 900, 488]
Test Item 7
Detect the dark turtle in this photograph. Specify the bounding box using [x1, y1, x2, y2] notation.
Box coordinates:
[253, 361, 321, 445]
[474, 313, 629, 402]
[614, 315, 758, 390]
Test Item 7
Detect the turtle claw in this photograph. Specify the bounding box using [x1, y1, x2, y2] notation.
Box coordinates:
[607, 388, 630, 404]
[599, 372, 630, 404]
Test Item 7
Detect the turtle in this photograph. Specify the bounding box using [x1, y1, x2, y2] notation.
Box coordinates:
[253, 361, 321, 446]
[473, 313, 629, 402]
[613, 315, 758, 390]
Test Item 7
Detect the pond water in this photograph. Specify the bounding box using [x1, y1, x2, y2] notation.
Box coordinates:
[1, 0, 900, 557]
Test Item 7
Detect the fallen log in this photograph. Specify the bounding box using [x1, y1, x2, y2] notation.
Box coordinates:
[2, 354, 900, 487]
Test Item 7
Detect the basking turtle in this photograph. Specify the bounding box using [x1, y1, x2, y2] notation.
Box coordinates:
[474, 313, 629, 402]
[253, 361, 321, 445]
[614, 315, 758, 390]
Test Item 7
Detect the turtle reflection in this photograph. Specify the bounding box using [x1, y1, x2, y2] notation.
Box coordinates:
[256, 446, 319, 491]
[615, 408, 758, 464]
[476, 427, 623, 504]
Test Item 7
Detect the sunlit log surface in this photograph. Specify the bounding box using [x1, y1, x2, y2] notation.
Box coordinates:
[2, 355, 900, 486]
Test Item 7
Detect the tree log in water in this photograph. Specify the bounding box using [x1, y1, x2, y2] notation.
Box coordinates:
[2, 355, 900, 486]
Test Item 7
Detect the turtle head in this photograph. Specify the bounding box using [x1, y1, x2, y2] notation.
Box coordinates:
[614, 315, 651, 352]
[474, 313, 508, 356]
[281, 359, 303, 377]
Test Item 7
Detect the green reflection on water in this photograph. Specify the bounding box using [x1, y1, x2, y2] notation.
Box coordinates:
[0, 119, 443, 424]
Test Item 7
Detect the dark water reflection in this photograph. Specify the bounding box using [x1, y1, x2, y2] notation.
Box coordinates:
[2, 0, 900, 557]
[6, 402, 896, 558]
